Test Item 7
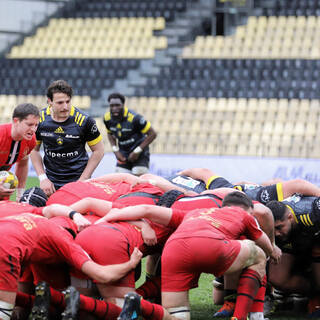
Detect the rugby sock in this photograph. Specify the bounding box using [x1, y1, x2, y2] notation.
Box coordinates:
[250, 275, 267, 313]
[136, 276, 161, 299]
[233, 269, 261, 320]
[140, 298, 164, 320]
[16, 289, 121, 319]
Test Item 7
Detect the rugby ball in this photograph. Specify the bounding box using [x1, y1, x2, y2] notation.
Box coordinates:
[0, 171, 19, 189]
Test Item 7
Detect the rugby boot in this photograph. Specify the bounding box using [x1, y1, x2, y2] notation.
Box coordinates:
[28, 281, 51, 320]
[213, 300, 235, 317]
[118, 292, 141, 320]
[61, 286, 80, 320]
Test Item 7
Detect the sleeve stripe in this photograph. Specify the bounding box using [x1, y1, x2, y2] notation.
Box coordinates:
[206, 175, 220, 190]
[36, 140, 42, 145]
[141, 121, 151, 134]
[286, 205, 298, 224]
[276, 183, 284, 201]
[87, 135, 102, 146]
[307, 214, 313, 226]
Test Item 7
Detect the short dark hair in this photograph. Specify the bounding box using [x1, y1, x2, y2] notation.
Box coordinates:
[107, 92, 125, 104]
[19, 187, 48, 207]
[47, 80, 73, 101]
[222, 191, 254, 210]
[266, 200, 288, 221]
[12, 103, 39, 120]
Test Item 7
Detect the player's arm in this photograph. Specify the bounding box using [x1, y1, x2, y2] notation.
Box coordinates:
[30, 143, 56, 196]
[127, 220, 157, 246]
[42, 203, 92, 231]
[81, 247, 142, 283]
[128, 118, 157, 162]
[14, 156, 28, 200]
[101, 204, 173, 226]
[107, 133, 126, 162]
[140, 173, 196, 195]
[254, 231, 274, 258]
[253, 203, 282, 263]
[282, 178, 320, 198]
[177, 168, 216, 183]
[69, 197, 113, 217]
[89, 172, 139, 185]
[79, 140, 104, 181]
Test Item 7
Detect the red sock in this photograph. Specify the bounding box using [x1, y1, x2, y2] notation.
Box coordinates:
[79, 295, 121, 319]
[233, 269, 261, 320]
[250, 275, 267, 313]
[16, 289, 121, 319]
[136, 276, 161, 299]
[140, 298, 164, 320]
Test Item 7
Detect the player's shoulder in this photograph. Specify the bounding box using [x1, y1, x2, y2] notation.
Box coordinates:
[125, 107, 141, 122]
[69, 106, 92, 127]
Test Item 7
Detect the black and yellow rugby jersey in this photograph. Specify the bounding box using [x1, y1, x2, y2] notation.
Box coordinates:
[36, 106, 102, 188]
[103, 107, 151, 157]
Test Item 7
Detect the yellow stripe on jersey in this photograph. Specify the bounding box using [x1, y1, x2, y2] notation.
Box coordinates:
[75, 112, 79, 123]
[87, 135, 102, 146]
[306, 214, 313, 226]
[141, 121, 151, 134]
[46, 106, 51, 115]
[40, 110, 45, 122]
[104, 112, 111, 122]
[123, 107, 128, 117]
[127, 112, 134, 122]
[36, 140, 42, 145]
[234, 185, 243, 191]
[300, 214, 311, 226]
[70, 106, 75, 116]
[79, 114, 85, 126]
[206, 175, 221, 190]
[276, 183, 284, 201]
[286, 205, 298, 224]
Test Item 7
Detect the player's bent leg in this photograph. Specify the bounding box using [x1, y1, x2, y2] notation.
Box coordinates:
[162, 291, 190, 320]
[132, 166, 149, 176]
[97, 284, 134, 308]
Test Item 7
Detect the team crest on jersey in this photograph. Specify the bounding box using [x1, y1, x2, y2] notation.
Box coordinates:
[260, 189, 271, 203]
[55, 126, 65, 134]
[56, 137, 63, 145]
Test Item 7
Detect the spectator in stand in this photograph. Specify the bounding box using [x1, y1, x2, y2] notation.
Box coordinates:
[103, 93, 157, 176]
[0, 103, 39, 200]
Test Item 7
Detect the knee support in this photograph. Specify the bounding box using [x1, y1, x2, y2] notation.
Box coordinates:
[168, 306, 190, 320]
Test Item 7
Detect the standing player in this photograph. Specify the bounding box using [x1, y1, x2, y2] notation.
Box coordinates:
[0, 103, 39, 200]
[103, 92, 157, 176]
[31, 80, 104, 195]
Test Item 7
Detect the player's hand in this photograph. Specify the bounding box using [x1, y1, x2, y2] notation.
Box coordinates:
[73, 213, 92, 232]
[40, 178, 55, 197]
[270, 244, 282, 264]
[0, 178, 15, 200]
[128, 151, 140, 163]
[129, 247, 143, 268]
[141, 222, 157, 246]
[115, 151, 127, 163]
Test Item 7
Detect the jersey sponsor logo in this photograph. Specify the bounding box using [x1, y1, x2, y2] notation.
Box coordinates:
[314, 198, 320, 211]
[260, 189, 271, 203]
[171, 176, 201, 188]
[55, 126, 65, 134]
[45, 149, 79, 159]
[243, 184, 259, 190]
[65, 134, 80, 139]
[284, 194, 302, 203]
[57, 137, 63, 145]
[119, 138, 135, 145]
[40, 132, 54, 137]
[122, 128, 132, 132]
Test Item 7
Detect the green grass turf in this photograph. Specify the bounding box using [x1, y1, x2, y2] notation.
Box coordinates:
[10, 176, 39, 201]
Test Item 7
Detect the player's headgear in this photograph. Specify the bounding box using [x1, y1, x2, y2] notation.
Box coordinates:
[19, 187, 48, 207]
[156, 190, 185, 208]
